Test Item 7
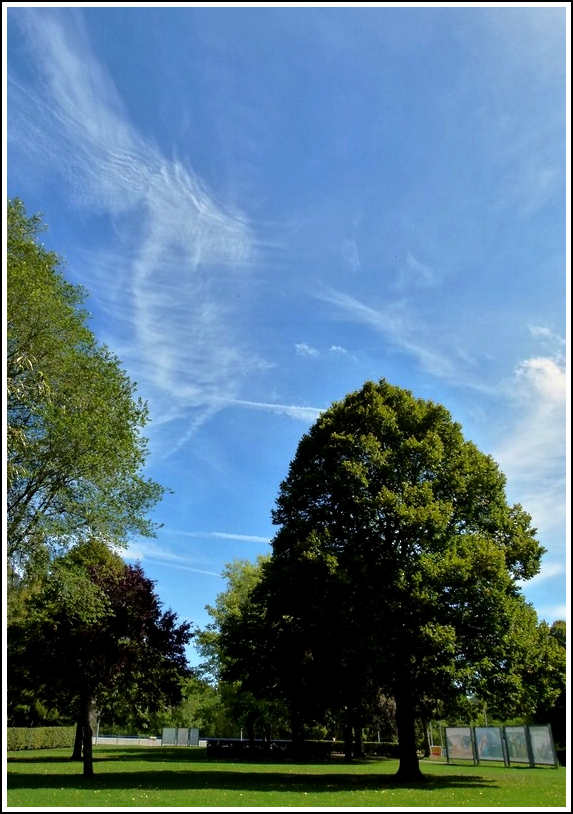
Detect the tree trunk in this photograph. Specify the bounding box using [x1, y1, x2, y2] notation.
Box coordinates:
[343, 721, 353, 762]
[421, 717, 431, 758]
[394, 684, 424, 782]
[353, 720, 365, 758]
[247, 713, 256, 751]
[71, 720, 84, 761]
[82, 720, 94, 777]
[290, 708, 303, 759]
[80, 698, 94, 777]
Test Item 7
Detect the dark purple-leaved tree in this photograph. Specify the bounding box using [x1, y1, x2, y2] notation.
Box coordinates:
[8, 540, 193, 776]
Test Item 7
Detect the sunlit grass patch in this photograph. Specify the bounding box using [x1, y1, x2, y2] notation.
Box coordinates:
[6, 746, 566, 808]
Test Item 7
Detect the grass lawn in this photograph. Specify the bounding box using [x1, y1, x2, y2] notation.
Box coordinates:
[5, 746, 567, 809]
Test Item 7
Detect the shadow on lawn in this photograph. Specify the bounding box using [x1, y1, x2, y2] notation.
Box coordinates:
[7, 748, 395, 766]
[6, 748, 207, 765]
[7, 765, 498, 795]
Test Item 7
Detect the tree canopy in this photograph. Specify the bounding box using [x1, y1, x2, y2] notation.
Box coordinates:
[7, 198, 164, 574]
[8, 540, 193, 776]
[216, 379, 552, 779]
[195, 557, 291, 743]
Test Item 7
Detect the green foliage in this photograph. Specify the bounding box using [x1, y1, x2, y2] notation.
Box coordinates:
[219, 379, 549, 779]
[532, 619, 566, 745]
[7, 727, 75, 751]
[195, 556, 270, 683]
[138, 676, 236, 738]
[7, 198, 164, 572]
[475, 602, 566, 722]
[195, 556, 291, 739]
[549, 619, 566, 649]
[7, 541, 192, 734]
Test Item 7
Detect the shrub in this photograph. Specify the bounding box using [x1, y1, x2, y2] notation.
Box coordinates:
[205, 738, 334, 761]
[7, 727, 75, 751]
[363, 741, 400, 758]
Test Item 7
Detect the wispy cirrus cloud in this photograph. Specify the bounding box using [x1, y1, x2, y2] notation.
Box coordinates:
[170, 530, 270, 544]
[121, 540, 221, 577]
[528, 325, 567, 347]
[9, 9, 305, 453]
[319, 288, 457, 380]
[222, 398, 323, 423]
[396, 250, 440, 290]
[518, 561, 565, 587]
[211, 532, 270, 543]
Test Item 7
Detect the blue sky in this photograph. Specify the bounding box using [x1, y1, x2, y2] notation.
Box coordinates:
[5, 4, 568, 666]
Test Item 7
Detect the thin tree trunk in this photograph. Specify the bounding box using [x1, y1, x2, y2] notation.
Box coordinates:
[247, 713, 255, 748]
[343, 721, 353, 762]
[71, 720, 84, 761]
[394, 681, 424, 782]
[81, 698, 94, 777]
[421, 718, 431, 758]
[353, 721, 365, 758]
[290, 708, 303, 759]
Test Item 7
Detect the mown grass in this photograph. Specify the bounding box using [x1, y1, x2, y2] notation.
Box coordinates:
[5, 746, 567, 809]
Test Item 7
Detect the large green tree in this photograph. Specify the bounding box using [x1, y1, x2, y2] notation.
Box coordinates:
[249, 379, 545, 780]
[8, 540, 192, 776]
[7, 198, 164, 574]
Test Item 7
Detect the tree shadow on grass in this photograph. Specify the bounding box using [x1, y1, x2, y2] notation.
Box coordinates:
[6, 748, 207, 765]
[8, 749, 391, 766]
[6, 767, 498, 795]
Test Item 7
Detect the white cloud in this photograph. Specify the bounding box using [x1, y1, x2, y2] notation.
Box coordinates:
[320, 288, 456, 379]
[518, 561, 565, 587]
[210, 532, 270, 543]
[122, 540, 191, 563]
[534, 605, 568, 625]
[404, 250, 439, 288]
[223, 398, 323, 423]
[170, 529, 269, 543]
[529, 325, 567, 346]
[514, 356, 566, 405]
[494, 355, 566, 533]
[9, 10, 264, 453]
[144, 561, 222, 578]
[296, 342, 320, 356]
[121, 538, 223, 577]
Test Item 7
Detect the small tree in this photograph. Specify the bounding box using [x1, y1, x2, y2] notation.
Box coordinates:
[195, 557, 291, 743]
[8, 540, 192, 776]
[530, 619, 566, 747]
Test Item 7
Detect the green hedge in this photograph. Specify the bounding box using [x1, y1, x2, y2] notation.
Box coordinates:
[364, 741, 400, 757]
[7, 726, 76, 751]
